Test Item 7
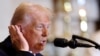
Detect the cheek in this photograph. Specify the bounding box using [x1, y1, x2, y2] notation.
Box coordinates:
[31, 29, 42, 37]
[28, 29, 42, 42]
[23, 28, 41, 38]
[22, 27, 42, 43]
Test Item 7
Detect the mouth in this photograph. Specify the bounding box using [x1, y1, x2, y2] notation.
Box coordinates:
[40, 40, 47, 45]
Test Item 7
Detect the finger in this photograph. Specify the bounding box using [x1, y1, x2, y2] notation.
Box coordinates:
[8, 25, 19, 44]
[15, 25, 29, 50]
[9, 25, 22, 49]
[8, 25, 17, 36]
[15, 25, 27, 44]
[15, 25, 22, 35]
[14, 25, 25, 40]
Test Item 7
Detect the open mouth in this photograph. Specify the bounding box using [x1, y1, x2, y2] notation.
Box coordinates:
[40, 40, 47, 45]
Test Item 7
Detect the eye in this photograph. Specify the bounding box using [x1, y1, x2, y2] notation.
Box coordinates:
[47, 25, 50, 29]
[36, 25, 43, 30]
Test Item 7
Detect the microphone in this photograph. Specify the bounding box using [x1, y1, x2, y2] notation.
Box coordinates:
[54, 37, 94, 49]
[54, 38, 68, 47]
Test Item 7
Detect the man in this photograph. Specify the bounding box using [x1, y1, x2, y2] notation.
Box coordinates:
[0, 2, 52, 56]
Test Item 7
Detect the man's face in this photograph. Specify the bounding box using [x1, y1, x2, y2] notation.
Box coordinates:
[22, 14, 50, 53]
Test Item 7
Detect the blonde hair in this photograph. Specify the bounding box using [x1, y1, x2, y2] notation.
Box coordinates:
[11, 2, 52, 25]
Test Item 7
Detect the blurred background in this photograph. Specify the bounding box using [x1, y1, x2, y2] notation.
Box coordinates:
[0, 0, 100, 56]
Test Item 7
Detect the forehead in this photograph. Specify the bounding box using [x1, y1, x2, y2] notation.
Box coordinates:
[23, 5, 51, 24]
[30, 11, 50, 23]
[23, 13, 51, 26]
[32, 15, 51, 25]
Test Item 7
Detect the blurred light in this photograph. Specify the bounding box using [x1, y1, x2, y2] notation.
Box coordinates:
[79, 9, 86, 17]
[80, 21, 88, 32]
[77, 0, 86, 6]
[64, 2, 72, 12]
[64, 15, 71, 23]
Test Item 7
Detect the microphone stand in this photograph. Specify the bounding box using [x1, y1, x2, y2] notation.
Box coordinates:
[71, 35, 100, 50]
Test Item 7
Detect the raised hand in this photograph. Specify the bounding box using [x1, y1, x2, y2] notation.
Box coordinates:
[8, 25, 29, 51]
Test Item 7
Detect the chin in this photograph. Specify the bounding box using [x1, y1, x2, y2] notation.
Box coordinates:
[31, 46, 44, 53]
[38, 46, 44, 51]
[35, 45, 45, 52]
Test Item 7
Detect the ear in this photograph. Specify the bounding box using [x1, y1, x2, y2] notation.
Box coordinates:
[17, 25, 23, 33]
[21, 25, 27, 35]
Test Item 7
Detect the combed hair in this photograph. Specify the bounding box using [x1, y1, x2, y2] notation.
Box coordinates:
[10, 2, 53, 25]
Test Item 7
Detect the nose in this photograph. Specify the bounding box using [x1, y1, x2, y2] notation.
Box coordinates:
[42, 28, 48, 37]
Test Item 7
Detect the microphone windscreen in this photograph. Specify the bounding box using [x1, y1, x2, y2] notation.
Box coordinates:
[54, 38, 68, 47]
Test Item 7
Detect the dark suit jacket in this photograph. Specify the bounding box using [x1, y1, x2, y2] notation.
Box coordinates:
[0, 36, 43, 56]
